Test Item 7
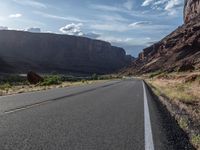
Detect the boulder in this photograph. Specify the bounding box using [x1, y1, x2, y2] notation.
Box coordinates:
[27, 71, 43, 84]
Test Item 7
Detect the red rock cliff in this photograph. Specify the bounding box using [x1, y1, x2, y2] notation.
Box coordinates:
[123, 0, 200, 74]
[184, 0, 200, 23]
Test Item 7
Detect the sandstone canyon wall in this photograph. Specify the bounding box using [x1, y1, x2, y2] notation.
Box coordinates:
[184, 0, 200, 23]
[123, 0, 200, 74]
[0, 30, 131, 74]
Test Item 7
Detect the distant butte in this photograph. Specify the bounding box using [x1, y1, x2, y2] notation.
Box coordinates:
[0, 30, 132, 75]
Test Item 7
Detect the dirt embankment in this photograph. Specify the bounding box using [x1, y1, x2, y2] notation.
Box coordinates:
[145, 72, 200, 149]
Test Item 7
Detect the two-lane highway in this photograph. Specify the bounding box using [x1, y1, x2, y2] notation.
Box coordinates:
[0, 79, 194, 150]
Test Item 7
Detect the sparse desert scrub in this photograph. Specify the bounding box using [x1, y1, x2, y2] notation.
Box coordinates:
[40, 75, 62, 86]
[0, 74, 27, 85]
[0, 82, 71, 96]
[146, 71, 200, 149]
[147, 72, 200, 121]
[147, 72, 200, 103]
[149, 79, 199, 103]
[0, 73, 119, 97]
[0, 83, 12, 91]
[191, 134, 200, 148]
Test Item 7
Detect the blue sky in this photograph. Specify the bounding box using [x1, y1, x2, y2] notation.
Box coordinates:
[0, 0, 184, 57]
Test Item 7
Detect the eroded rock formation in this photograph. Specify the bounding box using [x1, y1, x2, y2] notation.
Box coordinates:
[122, 0, 200, 74]
[184, 0, 200, 23]
[0, 30, 132, 74]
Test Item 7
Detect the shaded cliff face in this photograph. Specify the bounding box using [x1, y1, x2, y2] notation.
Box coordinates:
[184, 0, 200, 23]
[0, 30, 131, 74]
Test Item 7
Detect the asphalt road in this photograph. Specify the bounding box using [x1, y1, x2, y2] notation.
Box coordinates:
[0, 79, 194, 150]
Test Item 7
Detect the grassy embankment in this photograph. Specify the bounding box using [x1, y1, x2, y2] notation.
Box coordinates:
[145, 71, 200, 149]
[0, 74, 120, 96]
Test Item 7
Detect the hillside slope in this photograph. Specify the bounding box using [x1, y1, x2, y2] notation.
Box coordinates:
[122, 0, 200, 75]
[0, 30, 131, 74]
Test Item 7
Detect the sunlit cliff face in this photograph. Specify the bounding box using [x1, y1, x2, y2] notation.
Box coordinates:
[184, 0, 200, 23]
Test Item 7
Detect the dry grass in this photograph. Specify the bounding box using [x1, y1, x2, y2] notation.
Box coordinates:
[147, 72, 200, 121]
[146, 71, 200, 149]
[0, 80, 108, 97]
[149, 79, 199, 103]
[147, 72, 200, 103]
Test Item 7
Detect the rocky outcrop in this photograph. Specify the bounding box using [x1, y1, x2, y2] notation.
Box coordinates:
[0, 30, 131, 74]
[184, 0, 200, 23]
[123, 14, 200, 74]
[27, 71, 44, 84]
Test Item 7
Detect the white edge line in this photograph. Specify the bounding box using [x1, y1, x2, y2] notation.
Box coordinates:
[143, 81, 155, 150]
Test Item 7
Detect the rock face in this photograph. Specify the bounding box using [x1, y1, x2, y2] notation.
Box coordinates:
[0, 30, 131, 74]
[184, 0, 200, 23]
[27, 71, 44, 84]
[124, 13, 200, 74]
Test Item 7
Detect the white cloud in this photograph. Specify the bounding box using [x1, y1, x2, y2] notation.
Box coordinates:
[0, 26, 25, 31]
[145, 37, 152, 40]
[0, 26, 8, 30]
[165, 0, 183, 12]
[9, 13, 22, 18]
[98, 36, 152, 47]
[90, 3, 134, 14]
[84, 32, 101, 39]
[44, 31, 53, 33]
[90, 23, 128, 32]
[0, 26, 42, 32]
[90, 4, 122, 12]
[129, 21, 152, 27]
[13, 0, 47, 8]
[59, 23, 83, 36]
[90, 3, 162, 19]
[153, 0, 168, 6]
[26, 27, 41, 33]
[141, 0, 183, 16]
[97, 14, 129, 22]
[0, 26, 23, 31]
[142, 0, 154, 6]
[59, 23, 101, 39]
[34, 11, 87, 22]
[90, 21, 169, 32]
[123, 0, 134, 10]
[164, 0, 183, 16]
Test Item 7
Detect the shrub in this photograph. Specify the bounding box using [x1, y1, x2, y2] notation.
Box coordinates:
[40, 75, 62, 86]
[0, 83, 12, 90]
[0, 75, 27, 85]
[91, 74, 98, 80]
[81, 79, 86, 83]
[191, 134, 200, 148]
[149, 70, 162, 78]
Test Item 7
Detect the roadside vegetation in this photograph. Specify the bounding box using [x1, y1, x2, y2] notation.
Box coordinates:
[40, 75, 62, 86]
[145, 71, 200, 149]
[0, 73, 121, 96]
[146, 71, 200, 103]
